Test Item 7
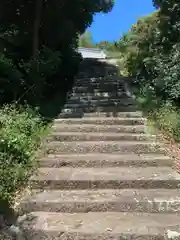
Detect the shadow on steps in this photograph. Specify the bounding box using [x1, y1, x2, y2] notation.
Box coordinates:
[59, 58, 138, 119]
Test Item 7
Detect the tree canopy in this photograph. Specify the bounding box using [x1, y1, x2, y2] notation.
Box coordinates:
[0, 0, 114, 106]
[115, 0, 180, 109]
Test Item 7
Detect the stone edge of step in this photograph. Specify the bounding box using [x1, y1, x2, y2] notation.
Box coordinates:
[19, 188, 180, 214]
[16, 212, 180, 240]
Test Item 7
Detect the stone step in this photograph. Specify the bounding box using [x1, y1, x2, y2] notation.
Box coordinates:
[74, 81, 125, 87]
[18, 211, 180, 240]
[67, 98, 135, 106]
[59, 111, 143, 118]
[51, 124, 145, 133]
[74, 81, 127, 88]
[77, 73, 114, 78]
[46, 132, 153, 142]
[40, 153, 171, 168]
[61, 105, 139, 114]
[53, 117, 146, 126]
[44, 141, 163, 154]
[20, 189, 180, 214]
[72, 86, 126, 93]
[75, 76, 122, 83]
[30, 167, 180, 189]
[77, 69, 116, 75]
[75, 77, 122, 83]
[78, 66, 116, 71]
[70, 91, 129, 98]
[64, 101, 136, 109]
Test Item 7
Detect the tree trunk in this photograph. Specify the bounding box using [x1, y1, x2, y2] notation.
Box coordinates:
[32, 0, 43, 60]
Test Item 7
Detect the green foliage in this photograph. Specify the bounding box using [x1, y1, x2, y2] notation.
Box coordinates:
[0, 105, 47, 209]
[0, 0, 114, 105]
[119, 6, 180, 104]
[115, 1, 180, 140]
[154, 104, 180, 141]
[96, 40, 119, 52]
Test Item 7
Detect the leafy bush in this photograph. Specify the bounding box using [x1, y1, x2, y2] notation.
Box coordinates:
[0, 105, 47, 211]
[153, 104, 180, 141]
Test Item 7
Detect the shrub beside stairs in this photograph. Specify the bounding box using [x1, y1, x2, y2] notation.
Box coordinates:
[17, 61, 180, 240]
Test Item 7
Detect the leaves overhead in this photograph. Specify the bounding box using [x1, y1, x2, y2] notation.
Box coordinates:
[0, 0, 114, 105]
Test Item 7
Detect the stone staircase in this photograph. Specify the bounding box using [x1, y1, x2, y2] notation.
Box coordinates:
[18, 60, 180, 239]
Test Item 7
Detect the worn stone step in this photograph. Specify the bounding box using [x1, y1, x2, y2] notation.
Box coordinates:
[75, 78, 122, 84]
[67, 98, 135, 106]
[40, 153, 171, 168]
[67, 98, 132, 105]
[64, 97, 136, 106]
[75, 76, 123, 83]
[77, 69, 116, 76]
[77, 73, 113, 78]
[45, 141, 163, 154]
[59, 111, 143, 118]
[30, 167, 180, 189]
[46, 132, 153, 142]
[70, 91, 129, 98]
[53, 117, 146, 126]
[64, 102, 136, 110]
[61, 105, 139, 113]
[52, 124, 145, 133]
[73, 83, 125, 90]
[74, 82, 127, 88]
[61, 106, 139, 114]
[20, 189, 180, 214]
[18, 211, 180, 240]
[72, 86, 126, 93]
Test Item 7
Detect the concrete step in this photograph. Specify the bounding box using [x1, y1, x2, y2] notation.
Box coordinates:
[77, 73, 114, 78]
[59, 111, 143, 118]
[20, 189, 180, 214]
[75, 78, 122, 83]
[75, 76, 123, 83]
[72, 86, 126, 93]
[40, 153, 172, 168]
[61, 106, 139, 114]
[30, 167, 180, 189]
[77, 69, 116, 76]
[44, 141, 163, 154]
[67, 98, 135, 106]
[53, 117, 146, 126]
[74, 81, 127, 88]
[17, 211, 180, 240]
[51, 124, 145, 133]
[46, 132, 153, 142]
[64, 101, 136, 109]
[70, 91, 129, 98]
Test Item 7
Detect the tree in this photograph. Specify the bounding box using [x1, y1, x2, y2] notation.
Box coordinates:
[33, 0, 43, 60]
[0, 0, 114, 105]
[96, 40, 118, 52]
[119, 0, 180, 108]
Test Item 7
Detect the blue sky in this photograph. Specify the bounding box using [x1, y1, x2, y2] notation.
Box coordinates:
[90, 0, 155, 42]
